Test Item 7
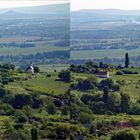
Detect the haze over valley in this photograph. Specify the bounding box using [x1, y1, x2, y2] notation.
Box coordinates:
[0, 3, 69, 66]
[71, 9, 140, 65]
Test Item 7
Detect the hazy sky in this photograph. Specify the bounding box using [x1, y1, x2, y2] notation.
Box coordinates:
[71, 0, 140, 11]
[0, 0, 68, 9]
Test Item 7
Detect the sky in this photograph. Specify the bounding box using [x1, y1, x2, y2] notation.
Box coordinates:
[0, 0, 69, 9]
[71, 0, 140, 11]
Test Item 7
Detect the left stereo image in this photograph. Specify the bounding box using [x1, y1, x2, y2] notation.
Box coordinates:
[0, 1, 70, 140]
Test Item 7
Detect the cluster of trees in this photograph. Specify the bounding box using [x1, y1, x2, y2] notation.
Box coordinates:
[0, 64, 15, 85]
[71, 61, 110, 74]
[0, 63, 70, 139]
[71, 38, 140, 51]
[71, 77, 120, 92]
[71, 78, 127, 115]
[0, 42, 35, 48]
[54, 39, 70, 47]
[0, 50, 69, 65]
[58, 69, 70, 82]
[0, 86, 70, 139]
[70, 85, 140, 139]
[70, 61, 140, 139]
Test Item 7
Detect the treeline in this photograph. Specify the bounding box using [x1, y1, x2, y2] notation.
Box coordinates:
[0, 51, 69, 65]
[71, 54, 140, 66]
[0, 42, 35, 48]
[55, 39, 70, 47]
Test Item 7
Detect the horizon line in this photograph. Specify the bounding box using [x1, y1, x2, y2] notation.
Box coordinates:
[71, 8, 140, 12]
[0, 1, 69, 9]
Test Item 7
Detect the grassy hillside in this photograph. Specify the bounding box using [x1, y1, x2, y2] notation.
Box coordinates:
[71, 48, 140, 60]
[70, 63, 140, 139]
[0, 64, 70, 139]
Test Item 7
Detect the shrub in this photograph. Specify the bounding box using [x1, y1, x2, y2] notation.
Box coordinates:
[5, 130, 29, 140]
[78, 112, 92, 124]
[116, 71, 124, 75]
[15, 110, 28, 123]
[54, 124, 70, 139]
[31, 126, 39, 140]
[47, 102, 56, 115]
[111, 129, 138, 140]
[58, 69, 70, 82]
[128, 103, 140, 115]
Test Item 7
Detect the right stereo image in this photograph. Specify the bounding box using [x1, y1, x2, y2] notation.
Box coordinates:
[70, 0, 140, 140]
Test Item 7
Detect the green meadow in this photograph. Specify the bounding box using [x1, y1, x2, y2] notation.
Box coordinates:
[71, 48, 140, 60]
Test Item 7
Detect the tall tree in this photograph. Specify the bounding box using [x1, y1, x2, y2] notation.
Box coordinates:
[125, 53, 129, 68]
[121, 93, 130, 113]
[103, 86, 109, 103]
[31, 126, 38, 140]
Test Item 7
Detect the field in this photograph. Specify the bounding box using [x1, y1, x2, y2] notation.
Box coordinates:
[7, 68, 69, 96]
[111, 71, 140, 101]
[71, 48, 140, 60]
[39, 64, 70, 72]
[0, 45, 68, 56]
[0, 36, 68, 56]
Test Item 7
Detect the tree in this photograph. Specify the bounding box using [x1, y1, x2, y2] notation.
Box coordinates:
[58, 69, 70, 82]
[6, 130, 29, 140]
[78, 112, 92, 124]
[15, 110, 28, 123]
[12, 94, 32, 109]
[121, 93, 130, 113]
[31, 126, 38, 140]
[125, 53, 129, 68]
[107, 93, 121, 112]
[103, 86, 109, 103]
[61, 105, 69, 116]
[34, 66, 40, 73]
[93, 101, 105, 114]
[47, 102, 56, 115]
[111, 129, 138, 140]
[99, 62, 103, 68]
[100, 79, 114, 89]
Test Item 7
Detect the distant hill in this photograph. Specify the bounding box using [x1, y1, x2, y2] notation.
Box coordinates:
[0, 3, 69, 15]
[71, 9, 140, 23]
[72, 9, 140, 16]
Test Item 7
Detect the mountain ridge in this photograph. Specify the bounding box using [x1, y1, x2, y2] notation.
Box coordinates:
[0, 3, 69, 15]
[72, 8, 140, 15]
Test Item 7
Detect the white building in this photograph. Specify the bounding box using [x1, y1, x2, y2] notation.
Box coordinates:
[96, 71, 109, 78]
[27, 65, 34, 75]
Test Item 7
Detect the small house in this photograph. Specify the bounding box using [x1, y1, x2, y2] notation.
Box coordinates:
[26, 65, 34, 75]
[96, 70, 109, 78]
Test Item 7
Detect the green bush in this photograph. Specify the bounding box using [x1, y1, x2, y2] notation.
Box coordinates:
[116, 71, 124, 75]
[15, 110, 28, 123]
[111, 129, 138, 140]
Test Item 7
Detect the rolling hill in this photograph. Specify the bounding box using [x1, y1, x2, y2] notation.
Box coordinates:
[0, 3, 69, 15]
[71, 9, 140, 65]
